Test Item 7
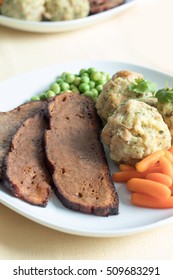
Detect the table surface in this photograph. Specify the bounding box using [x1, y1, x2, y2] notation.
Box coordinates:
[1, 0, 173, 260]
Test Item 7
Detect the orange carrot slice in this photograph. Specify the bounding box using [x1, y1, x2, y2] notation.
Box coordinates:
[131, 193, 173, 209]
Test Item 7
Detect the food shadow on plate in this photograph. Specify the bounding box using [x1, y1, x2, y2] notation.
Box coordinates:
[0, 181, 13, 196]
[48, 190, 67, 210]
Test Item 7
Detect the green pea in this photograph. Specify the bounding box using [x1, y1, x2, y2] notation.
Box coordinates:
[31, 96, 40, 101]
[83, 91, 94, 98]
[101, 72, 108, 79]
[81, 72, 89, 77]
[70, 84, 79, 93]
[79, 69, 87, 76]
[50, 83, 60, 94]
[59, 82, 70, 91]
[60, 90, 72, 94]
[90, 71, 102, 82]
[64, 73, 75, 84]
[97, 74, 107, 85]
[56, 78, 64, 84]
[91, 88, 98, 97]
[61, 72, 69, 80]
[96, 84, 103, 93]
[81, 75, 90, 84]
[87, 67, 97, 75]
[89, 81, 95, 89]
[39, 93, 47, 100]
[73, 77, 81, 86]
[45, 90, 56, 99]
[79, 83, 90, 93]
[106, 74, 111, 81]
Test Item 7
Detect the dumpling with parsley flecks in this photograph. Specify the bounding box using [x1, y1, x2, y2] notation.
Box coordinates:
[95, 70, 157, 124]
[155, 88, 173, 143]
[0, 0, 46, 21]
[44, 0, 90, 21]
[102, 99, 171, 165]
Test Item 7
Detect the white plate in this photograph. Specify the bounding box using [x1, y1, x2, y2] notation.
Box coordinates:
[1, 60, 173, 237]
[0, 0, 137, 33]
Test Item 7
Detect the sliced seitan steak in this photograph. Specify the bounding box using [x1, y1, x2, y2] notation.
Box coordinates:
[0, 100, 47, 180]
[45, 92, 119, 216]
[3, 113, 51, 207]
[89, 0, 125, 14]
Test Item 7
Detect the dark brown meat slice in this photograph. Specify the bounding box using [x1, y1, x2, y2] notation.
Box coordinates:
[45, 92, 119, 216]
[4, 113, 51, 207]
[0, 100, 47, 180]
[89, 0, 125, 14]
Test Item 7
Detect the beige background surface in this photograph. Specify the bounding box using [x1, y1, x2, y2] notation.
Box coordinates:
[1, 0, 173, 260]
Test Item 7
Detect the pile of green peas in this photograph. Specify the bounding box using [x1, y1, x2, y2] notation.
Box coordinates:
[31, 67, 111, 102]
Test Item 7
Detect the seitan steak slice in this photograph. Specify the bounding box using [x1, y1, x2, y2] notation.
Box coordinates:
[89, 0, 125, 14]
[0, 100, 47, 180]
[4, 113, 51, 207]
[45, 92, 119, 216]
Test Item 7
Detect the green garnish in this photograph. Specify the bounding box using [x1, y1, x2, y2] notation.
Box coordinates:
[128, 78, 157, 95]
[155, 88, 173, 103]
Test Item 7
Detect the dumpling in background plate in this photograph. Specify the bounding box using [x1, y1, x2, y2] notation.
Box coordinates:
[0, 0, 46, 21]
[44, 0, 90, 21]
[101, 99, 171, 165]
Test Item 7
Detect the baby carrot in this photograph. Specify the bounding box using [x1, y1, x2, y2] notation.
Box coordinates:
[112, 166, 162, 182]
[164, 150, 173, 163]
[131, 193, 173, 209]
[118, 164, 135, 171]
[135, 150, 164, 172]
[127, 178, 171, 200]
[168, 145, 173, 154]
[143, 165, 162, 174]
[112, 170, 146, 182]
[145, 173, 172, 187]
[159, 155, 173, 179]
[169, 182, 173, 195]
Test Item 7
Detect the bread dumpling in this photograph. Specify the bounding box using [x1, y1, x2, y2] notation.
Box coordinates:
[45, 0, 90, 21]
[0, 0, 45, 21]
[102, 99, 171, 165]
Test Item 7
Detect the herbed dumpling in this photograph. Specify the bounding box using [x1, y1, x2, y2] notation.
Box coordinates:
[102, 99, 171, 165]
[44, 0, 90, 21]
[0, 0, 46, 21]
[156, 102, 173, 143]
[95, 70, 155, 124]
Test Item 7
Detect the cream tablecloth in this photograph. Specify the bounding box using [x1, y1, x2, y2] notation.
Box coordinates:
[0, 0, 173, 260]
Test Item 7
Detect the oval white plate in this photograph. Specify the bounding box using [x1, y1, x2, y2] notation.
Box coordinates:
[0, 0, 137, 33]
[0, 60, 173, 237]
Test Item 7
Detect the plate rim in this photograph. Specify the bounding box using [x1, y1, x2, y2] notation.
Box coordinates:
[1, 195, 173, 238]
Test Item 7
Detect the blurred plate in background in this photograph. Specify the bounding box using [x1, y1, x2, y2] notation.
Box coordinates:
[0, 0, 138, 33]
